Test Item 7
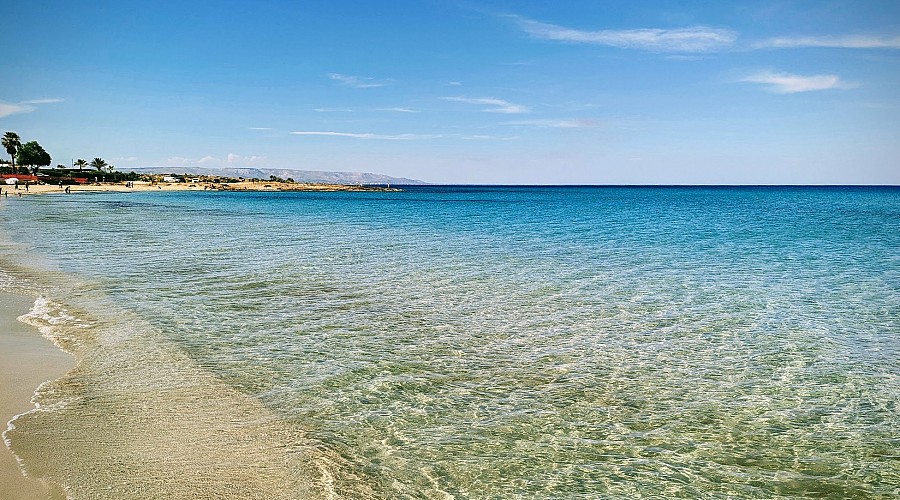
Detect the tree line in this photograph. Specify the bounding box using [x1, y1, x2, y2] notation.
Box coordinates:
[2, 131, 115, 175]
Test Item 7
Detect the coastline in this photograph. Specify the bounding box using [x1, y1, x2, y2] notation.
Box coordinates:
[0, 180, 400, 197]
[0, 292, 73, 500]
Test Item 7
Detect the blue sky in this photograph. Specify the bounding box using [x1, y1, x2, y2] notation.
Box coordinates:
[2, 0, 898, 184]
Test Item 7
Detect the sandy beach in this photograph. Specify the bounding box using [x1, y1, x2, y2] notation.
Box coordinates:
[0, 293, 73, 500]
[0, 180, 398, 197]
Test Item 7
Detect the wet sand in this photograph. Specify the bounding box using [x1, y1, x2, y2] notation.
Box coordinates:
[0, 293, 73, 500]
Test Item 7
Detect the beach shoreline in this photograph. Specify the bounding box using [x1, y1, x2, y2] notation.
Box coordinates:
[0, 180, 400, 197]
[0, 292, 73, 500]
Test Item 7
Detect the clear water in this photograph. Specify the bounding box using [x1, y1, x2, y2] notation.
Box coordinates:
[1, 186, 897, 498]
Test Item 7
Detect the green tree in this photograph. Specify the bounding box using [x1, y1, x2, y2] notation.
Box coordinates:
[16, 141, 52, 175]
[2, 132, 21, 171]
[89, 157, 108, 172]
[74, 158, 88, 171]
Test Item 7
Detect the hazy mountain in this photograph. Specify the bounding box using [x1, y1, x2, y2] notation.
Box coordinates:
[130, 167, 427, 185]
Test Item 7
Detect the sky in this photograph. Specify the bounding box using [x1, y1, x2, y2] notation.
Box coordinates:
[2, 0, 899, 184]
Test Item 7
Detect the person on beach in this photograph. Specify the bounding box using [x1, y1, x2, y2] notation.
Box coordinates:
[65, 186, 71, 194]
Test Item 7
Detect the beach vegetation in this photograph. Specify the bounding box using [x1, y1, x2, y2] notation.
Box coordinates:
[89, 157, 108, 172]
[74, 158, 88, 171]
[16, 141, 52, 174]
[268, 175, 295, 183]
[2, 131, 21, 170]
[41, 167, 144, 184]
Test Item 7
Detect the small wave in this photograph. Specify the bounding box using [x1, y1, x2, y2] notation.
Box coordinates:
[0, 269, 15, 290]
[3, 296, 77, 499]
[17, 296, 91, 355]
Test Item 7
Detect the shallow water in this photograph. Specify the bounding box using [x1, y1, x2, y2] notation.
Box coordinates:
[1, 186, 898, 498]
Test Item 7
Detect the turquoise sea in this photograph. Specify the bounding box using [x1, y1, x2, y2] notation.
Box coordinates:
[1, 186, 898, 498]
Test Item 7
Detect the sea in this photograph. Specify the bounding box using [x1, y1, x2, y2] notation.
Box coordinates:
[0, 186, 897, 499]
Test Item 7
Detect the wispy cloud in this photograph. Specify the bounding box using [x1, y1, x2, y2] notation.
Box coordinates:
[514, 16, 737, 52]
[0, 102, 32, 118]
[291, 131, 442, 140]
[22, 98, 65, 104]
[248, 127, 273, 131]
[505, 118, 600, 128]
[740, 71, 857, 93]
[442, 96, 530, 114]
[0, 98, 64, 118]
[327, 73, 391, 88]
[376, 107, 419, 113]
[227, 153, 266, 165]
[313, 107, 354, 113]
[164, 156, 193, 166]
[459, 134, 520, 141]
[163, 154, 266, 167]
[754, 34, 900, 49]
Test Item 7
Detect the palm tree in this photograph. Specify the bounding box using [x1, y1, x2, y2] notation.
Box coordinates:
[2, 132, 21, 172]
[74, 158, 88, 171]
[89, 157, 108, 172]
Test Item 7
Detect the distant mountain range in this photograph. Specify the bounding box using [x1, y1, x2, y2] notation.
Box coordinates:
[130, 167, 427, 185]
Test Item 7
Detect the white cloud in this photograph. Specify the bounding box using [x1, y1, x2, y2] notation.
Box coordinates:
[165, 156, 192, 166]
[327, 73, 391, 88]
[313, 107, 354, 112]
[0, 98, 64, 118]
[754, 35, 900, 49]
[291, 131, 442, 140]
[0, 102, 32, 118]
[442, 96, 530, 114]
[740, 71, 857, 93]
[21, 98, 65, 104]
[227, 153, 265, 165]
[514, 16, 737, 52]
[248, 127, 273, 130]
[377, 107, 419, 113]
[460, 134, 520, 141]
[505, 118, 600, 128]
[163, 154, 266, 167]
[292, 131, 378, 139]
